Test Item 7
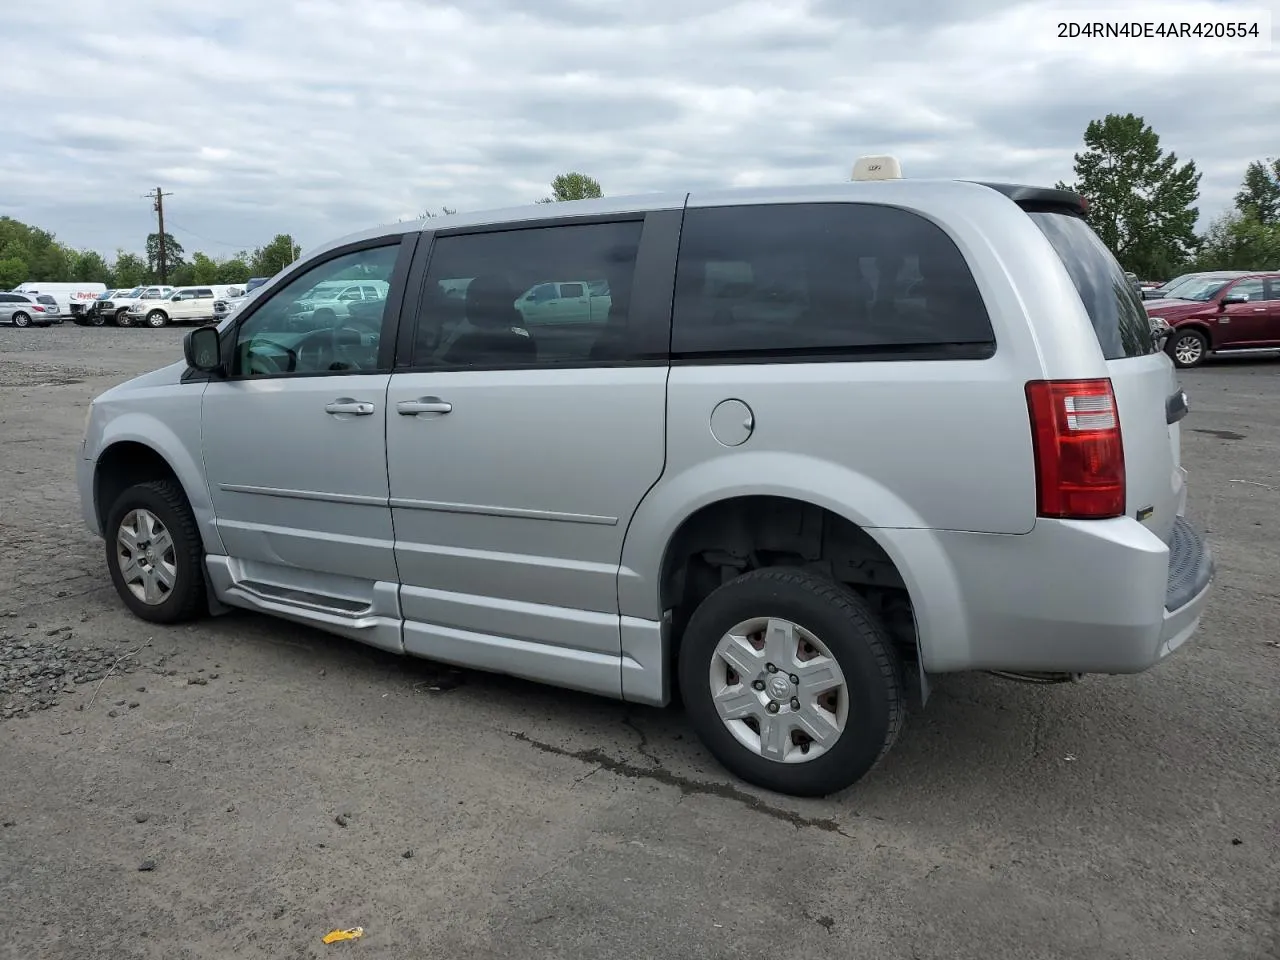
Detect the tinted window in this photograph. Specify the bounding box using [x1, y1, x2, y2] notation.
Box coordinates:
[1225, 278, 1264, 302]
[671, 203, 994, 360]
[412, 220, 643, 367]
[1028, 212, 1152, 359]
[232, 243, 400, 377]
[36, 295, 57, 305]
[1265, 280, 1280, 302]
[0, 294, 20, 303]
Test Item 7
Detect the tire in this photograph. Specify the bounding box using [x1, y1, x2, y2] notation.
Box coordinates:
[104, 480, 206, 624]
[114, 310, 133, 327]
[678, 567, 904, 797]
[1169, 329, 1208, 368]
[12, 311, 31, 328]
[89, 312, 106, 327]
[145, 310, 168, 328]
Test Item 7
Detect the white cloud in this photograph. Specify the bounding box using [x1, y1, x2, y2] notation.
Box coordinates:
[2, 0, 1276, 258]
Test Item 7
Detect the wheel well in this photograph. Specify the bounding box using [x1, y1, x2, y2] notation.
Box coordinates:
[94, 442, 182, 535]
[1174, 323, 1212, 346]
[659, 496, 918, 667]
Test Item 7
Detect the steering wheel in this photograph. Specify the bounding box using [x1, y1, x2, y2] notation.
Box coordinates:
[296, 326, 370, 372]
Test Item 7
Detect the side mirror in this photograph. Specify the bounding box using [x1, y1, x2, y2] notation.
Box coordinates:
[185, 326, 223, 373]
[1221, 293, 1248, 305]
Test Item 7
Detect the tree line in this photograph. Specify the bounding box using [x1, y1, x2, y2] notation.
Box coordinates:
[13, 146, 1271, 291]
[0, 219, 302, 291]
[0, 173, 604, 290]
[1057, 112, 1278, 279]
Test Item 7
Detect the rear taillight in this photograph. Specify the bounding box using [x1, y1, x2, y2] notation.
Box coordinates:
[1025, 379, 1125, 519]
[33, 305, 46, 312]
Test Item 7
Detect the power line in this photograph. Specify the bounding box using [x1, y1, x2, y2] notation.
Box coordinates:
[163, 219, 257, 251]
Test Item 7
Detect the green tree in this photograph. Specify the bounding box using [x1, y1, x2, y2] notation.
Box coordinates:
[111, 251, 148, 287]
[1056, 113, 1201, 277]
[71, 250, 111, 283]
[216, 255, 252, 284]
[1191, 212, 1280, 271]
[250, 234, 299, 278]
[537, 172, 603, 203]
[0, 256, 27, 289]
[145, 232, 186, 280]
[1233, 159, 1280, 225]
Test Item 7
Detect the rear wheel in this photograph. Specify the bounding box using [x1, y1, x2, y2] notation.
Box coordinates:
[678, 567, 904, 797]
[104, 480, 206, 623]
[1169, 329, 1208, 368]
[12, 311, 31, 328]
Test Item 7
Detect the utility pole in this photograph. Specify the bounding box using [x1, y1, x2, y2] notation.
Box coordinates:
[143, 187, 174, 282]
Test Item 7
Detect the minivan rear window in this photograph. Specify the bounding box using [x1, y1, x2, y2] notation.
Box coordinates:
[1028, 211, 1153, 359]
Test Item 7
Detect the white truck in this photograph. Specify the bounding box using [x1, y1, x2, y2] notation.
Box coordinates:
[95, 285, 174, 326]
[11, 282, 107, 321]
[123, 285, 242, 328]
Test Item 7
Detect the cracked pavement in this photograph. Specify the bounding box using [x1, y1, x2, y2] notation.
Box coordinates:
[1, 326, 1278, 959]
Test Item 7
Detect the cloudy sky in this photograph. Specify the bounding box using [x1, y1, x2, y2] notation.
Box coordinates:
[3, 0, 1276, 260]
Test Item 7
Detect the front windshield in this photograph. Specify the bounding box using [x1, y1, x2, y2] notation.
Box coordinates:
[1171, 278, 1234, 302]
[123, 286, 144, 297]
[97, 290, 114, 300]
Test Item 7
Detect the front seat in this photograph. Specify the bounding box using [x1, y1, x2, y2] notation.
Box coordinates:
[441, 275, 536, 366]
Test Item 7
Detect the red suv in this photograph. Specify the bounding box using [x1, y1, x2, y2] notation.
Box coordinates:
[1144, 271, 1280, 368]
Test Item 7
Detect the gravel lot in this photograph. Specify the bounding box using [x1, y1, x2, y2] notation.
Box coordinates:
[1, 324, 1277, 960]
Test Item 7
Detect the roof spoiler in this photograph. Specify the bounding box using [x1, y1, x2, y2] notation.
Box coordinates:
[971, 182, 1089, 217]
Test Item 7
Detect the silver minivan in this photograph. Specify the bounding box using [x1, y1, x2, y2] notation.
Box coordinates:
[77, 167, 1213, 796]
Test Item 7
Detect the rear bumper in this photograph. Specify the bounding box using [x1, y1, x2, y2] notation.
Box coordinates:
[905, 515, 1214, 675]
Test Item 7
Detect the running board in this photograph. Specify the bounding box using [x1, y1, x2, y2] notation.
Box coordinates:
[204, 556, 405, 654]
[237, 579, 370, 618]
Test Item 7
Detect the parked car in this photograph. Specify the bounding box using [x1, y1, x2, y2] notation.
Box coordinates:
[1142, 271, 1247, 302]
[99, 286, 175, 326]
[32, 294, 63, 323]
[1145, 271, 1280, 367]
[245, 277, 270, 292]
[78, 166, 1213, 797]
[124, 286, 223, 328]
[10, 281, 106, 316]
[74, 289, 131, 325]
[0, 292, 56, 327]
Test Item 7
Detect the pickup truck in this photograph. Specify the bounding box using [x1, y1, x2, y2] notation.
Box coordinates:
[124, 286, 233, 328]
[515, 280, 611, 324]
[96, 286, 175, 326]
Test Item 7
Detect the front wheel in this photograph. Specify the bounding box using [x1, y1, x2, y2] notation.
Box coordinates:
[678, 567, 904, 797]
[89, 312, 106, 327]
[1169, 329, 1208, 368]
[115, 310, 134, 327]
[145, 310, 168, 328]
[104, 480, 207, 623]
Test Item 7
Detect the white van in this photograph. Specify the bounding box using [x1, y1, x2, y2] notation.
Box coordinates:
[12, 282, 107, 316]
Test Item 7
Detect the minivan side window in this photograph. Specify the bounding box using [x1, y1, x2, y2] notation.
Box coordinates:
[230, 243, 401, 378]
[410, 220, 644, 368]
[670, 203, 995, 361]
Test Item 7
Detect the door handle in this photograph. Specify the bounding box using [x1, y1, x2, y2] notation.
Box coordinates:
[397, 397, 452, 416]
[325, 399, 375, 416]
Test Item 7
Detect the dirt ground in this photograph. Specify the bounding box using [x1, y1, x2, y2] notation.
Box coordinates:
[1, 324, 1277, 960]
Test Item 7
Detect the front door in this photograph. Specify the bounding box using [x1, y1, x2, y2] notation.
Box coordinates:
[199, 237, 415, 650]
[385, 214, 677, 696]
